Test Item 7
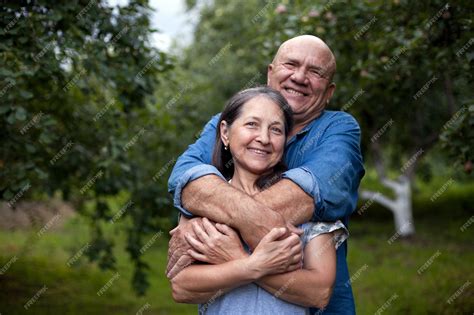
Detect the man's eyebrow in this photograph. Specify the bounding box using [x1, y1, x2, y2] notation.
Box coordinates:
[308, 65, 325, 71]
[284, 57, 300, 64]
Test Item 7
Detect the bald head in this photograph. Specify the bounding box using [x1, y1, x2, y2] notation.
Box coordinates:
[273, 35, 336, 81]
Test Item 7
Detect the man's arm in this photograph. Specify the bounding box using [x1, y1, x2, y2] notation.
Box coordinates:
[170, 227, 301, 303]
[276, 113, 365, 222]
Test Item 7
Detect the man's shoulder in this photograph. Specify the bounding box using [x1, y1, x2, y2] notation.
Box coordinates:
[322, 110, 359, 124]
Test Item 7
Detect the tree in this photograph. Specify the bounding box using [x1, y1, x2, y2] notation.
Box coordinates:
[178, 0, 473, 236]
[1, 0, 174, 294]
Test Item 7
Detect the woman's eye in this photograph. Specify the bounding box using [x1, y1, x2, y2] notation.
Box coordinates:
[246, 122, 257, 127]
[271, 127, 283, 134]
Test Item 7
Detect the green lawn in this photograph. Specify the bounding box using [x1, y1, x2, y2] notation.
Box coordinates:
[0, 183, 472, 314]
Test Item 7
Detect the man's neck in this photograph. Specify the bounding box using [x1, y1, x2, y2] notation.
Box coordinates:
[290, 111, 324, 137]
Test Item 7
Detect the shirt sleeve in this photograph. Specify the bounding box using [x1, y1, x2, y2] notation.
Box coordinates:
[282, 114, 365, 222]
[167, 114, 223, 217]
[301, 221, 349, 249]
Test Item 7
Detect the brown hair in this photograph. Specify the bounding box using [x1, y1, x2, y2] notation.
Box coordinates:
[211, 86, 293, 190]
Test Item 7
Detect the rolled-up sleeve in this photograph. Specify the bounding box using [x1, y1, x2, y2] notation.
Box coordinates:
[172, 164, 226, 217]
[283, 114, 365, 222]
[168, 114, 222, 217]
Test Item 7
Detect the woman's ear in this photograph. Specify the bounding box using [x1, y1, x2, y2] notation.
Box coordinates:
[220, 121, 229, 146]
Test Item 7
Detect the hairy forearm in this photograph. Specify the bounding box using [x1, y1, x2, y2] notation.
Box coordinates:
[255, 179, 314, 225]
[170, 259, 258, 303]
[256, 269, 332, 309]
[181, 175, 286, 248]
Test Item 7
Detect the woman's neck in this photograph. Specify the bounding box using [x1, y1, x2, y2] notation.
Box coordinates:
[230, 168, 261, 196]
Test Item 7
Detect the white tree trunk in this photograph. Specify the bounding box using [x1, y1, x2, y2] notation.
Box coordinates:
[360, 175, 415, 237]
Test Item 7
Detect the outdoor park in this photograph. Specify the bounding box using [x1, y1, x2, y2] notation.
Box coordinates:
[1, 0, 473, 314]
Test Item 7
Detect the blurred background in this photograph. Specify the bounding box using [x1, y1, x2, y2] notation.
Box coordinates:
[1, 0, 473, 314]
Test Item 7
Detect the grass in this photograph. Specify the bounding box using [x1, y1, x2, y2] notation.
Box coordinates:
[0, 216, 195, 315]
[0, 181, 473, 314]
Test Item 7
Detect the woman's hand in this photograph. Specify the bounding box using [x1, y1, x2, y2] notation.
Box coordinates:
[185, 217, 248, 264]
[248, 227, 303, 278]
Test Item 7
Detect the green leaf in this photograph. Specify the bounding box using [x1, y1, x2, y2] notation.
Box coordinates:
[19, 90, 33, 99]
[15, 107, 27, 121]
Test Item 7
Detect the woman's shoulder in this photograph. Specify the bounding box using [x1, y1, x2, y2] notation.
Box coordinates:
[299, 221, 349, 249]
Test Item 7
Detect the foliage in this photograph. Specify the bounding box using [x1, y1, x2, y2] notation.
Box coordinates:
[0, 0, 176, 294]
[180, 0, 473, 177]
[1, 182, 473, 314]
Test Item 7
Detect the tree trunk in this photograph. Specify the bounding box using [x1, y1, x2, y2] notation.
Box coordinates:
[361, 176, 415, 236]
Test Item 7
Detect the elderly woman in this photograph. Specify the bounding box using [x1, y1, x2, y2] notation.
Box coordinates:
[169, 87, 347, 314]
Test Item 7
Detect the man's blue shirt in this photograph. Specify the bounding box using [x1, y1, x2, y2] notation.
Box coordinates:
[168, 110, 365, 314]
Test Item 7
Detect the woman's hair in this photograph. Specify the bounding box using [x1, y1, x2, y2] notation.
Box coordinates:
[212, 86, 294, 190]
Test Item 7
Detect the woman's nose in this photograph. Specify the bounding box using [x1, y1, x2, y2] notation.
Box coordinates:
[256, 130, 270, 144]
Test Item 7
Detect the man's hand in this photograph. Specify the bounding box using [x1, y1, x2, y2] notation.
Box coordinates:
[166, 217, 202, 279]
[239, 208, 302, 250]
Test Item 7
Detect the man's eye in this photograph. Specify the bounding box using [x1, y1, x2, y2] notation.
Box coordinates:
[310, 69, 324, 78]
[246, 122, 257, 127]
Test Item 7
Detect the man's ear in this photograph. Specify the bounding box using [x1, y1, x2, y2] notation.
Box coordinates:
[267, 64, 274, 85]
[220, 121, 229, 146]
[326, 82, 336, 104]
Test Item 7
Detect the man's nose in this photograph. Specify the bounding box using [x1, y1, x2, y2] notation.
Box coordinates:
[290, 67, 307, 84]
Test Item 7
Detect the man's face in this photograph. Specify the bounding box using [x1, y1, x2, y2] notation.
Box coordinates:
[267, 39, 335, 125]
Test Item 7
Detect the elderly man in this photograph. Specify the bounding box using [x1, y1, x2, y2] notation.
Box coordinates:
[167, 35, 365, 314]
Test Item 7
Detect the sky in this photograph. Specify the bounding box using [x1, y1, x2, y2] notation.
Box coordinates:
[107, 0, 195, 52]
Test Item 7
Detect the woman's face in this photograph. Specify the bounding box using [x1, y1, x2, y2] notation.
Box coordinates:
[221, 96, 286, 176]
